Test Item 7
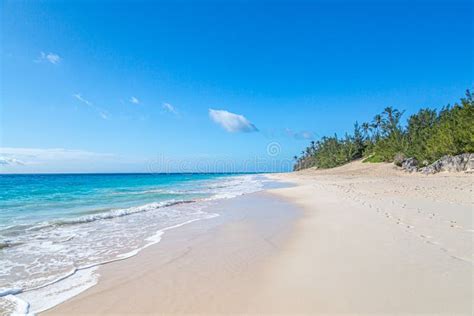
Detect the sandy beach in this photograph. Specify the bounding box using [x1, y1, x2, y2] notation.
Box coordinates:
[46, 162, 473, 315]
[3, 1, 472, 315]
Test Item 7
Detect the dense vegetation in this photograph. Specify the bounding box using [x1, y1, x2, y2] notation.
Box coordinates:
[294, 90, 474, 170]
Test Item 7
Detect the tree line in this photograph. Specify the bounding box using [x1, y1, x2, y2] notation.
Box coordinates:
[294, 90, 474, 170]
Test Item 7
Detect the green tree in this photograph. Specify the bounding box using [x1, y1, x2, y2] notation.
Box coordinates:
[294, 90, 473, 171]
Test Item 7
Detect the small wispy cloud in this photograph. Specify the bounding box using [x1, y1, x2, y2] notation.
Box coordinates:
[162, 102, 178, 115]
[209, 109, 258, 133]
[99, 112, 109, 120]
[130, 96, 140, 104]
[36, 52, 61, 64]
[0, 147, 118, 172]
[73, 93, 92, 106]
[73, 93, 109, 120]
[0, 147, 115, 162]
[284, 128, 315, 140]
[0, 156, 25, 166]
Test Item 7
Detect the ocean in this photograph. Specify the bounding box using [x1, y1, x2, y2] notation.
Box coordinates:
[0, 173, 266, 314]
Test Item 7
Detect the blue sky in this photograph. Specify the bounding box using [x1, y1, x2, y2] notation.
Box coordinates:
[1, 0, 472, 173]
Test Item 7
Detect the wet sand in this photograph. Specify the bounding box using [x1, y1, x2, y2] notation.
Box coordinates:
[45, 192, 301, 315]
[46, 161, 473, 315]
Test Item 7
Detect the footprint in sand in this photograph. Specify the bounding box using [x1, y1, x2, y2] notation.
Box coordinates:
[449, 255, 472, 263]
[419, 234, 432, 239]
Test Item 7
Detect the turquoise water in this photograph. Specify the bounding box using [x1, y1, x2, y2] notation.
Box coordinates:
[0, 173, 265, 314]
[0, 173, 235, 229]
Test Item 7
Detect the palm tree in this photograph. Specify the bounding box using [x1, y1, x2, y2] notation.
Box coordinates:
[361, 122, 370, 138]
[371, 114, 382, 140]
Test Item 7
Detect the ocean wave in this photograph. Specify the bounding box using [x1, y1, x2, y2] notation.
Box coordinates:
[6, 212, 219, 314]
[0, 288, 22, 297]
[108, 188, 178, 196]
[107, 176, 256, 197]
[0, 200, 196, 239]
[1, 175, 262, 247]
[0, 241, 23, 250]
[0, 174, 266, 314]
[52, 200, 196, 226]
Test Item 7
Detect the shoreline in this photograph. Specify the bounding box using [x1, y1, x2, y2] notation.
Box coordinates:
[44, 190, 301, 314]
[1, 174, 267, 315]
[46, 162, 473, 314]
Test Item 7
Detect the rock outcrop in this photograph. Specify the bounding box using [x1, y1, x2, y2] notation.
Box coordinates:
[419, 153, 474, 174]
[401, 157, 418, 172]
[399, 153, 473, 174]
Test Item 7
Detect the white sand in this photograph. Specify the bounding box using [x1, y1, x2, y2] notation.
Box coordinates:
[46, 161, 473, 315]
[260, 161, 473, 314]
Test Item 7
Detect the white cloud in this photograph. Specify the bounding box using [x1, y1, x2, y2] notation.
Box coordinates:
[130, 96, 140, 104]
[284, 128, 315, 140]
[0, 156, 25, 166]
[0, 147, 115, 161]
[300, 131, 314, 139]
[209, 109, 258, 133]
[99, 112, 109, 120]
[162, 102, 178, 115]
[0, 148, 123, 173]
[36, 52, 61, 64]
[73, 93, 109, 120]
[73, 93, 92, 106]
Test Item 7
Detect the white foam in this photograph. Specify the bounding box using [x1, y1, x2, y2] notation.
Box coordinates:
[0, 294, 30, 316]
[9, 213, 221, 315]
[0, 174, 265, 315]
[116, 212, 219, 260]
[0, 288, 22, 297]
[50, 200, 191, 225]
[18, 267, 99, 314]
